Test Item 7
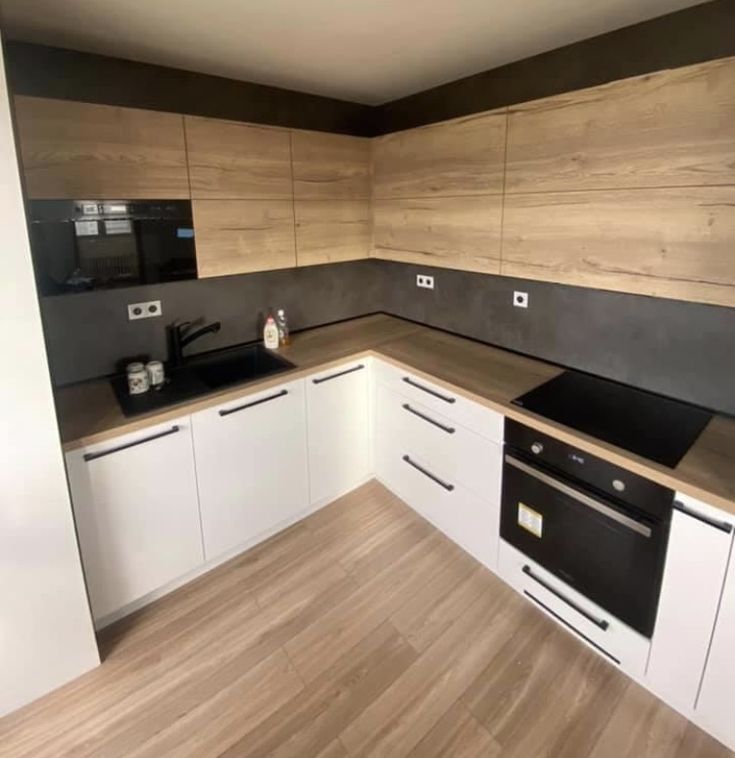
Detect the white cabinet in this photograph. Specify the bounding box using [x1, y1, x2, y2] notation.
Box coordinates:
[192, 379, 309, 560]
[695, 510, 735, 751]
[646, 494, 734, 714]
[306, 360, 370, 505]
[65, 418, 204, 622]
[373, 360, 503, 569]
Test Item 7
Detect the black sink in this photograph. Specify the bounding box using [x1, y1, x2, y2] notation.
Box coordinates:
[112, 343, 294, 417]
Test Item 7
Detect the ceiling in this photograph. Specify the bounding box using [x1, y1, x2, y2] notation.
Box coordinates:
[0, 0, 709, 105]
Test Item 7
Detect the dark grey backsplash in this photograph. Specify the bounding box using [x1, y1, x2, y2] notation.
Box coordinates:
[40, 260, 383, 385]
[42, 258, 734, 417]
[380, 261, 735, 416]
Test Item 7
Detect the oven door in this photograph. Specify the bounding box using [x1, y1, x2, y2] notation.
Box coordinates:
[500, 453, 667, 637]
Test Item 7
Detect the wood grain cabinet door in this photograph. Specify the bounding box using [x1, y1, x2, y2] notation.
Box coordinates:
[372, 195, 503, 274]
[185, 116, 292, 199]
[371, 110, 507, 199]
[292, 130, 370, 200]
[502, 187, 735, 307]
[14, 96, 189, 199]
[505, 57, 735, 193]
[193, 199, 296, 277]
[295, 200, 370, 266]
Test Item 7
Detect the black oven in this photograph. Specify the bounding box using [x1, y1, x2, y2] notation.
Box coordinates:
[500, 419, 672, 637]
[27, 199, 197, 295]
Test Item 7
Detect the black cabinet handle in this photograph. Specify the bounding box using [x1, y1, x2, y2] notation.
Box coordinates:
[402, 376, 456, 403]
[522, 564, 609, 631]
[219, 389, 288, 417]
[312, 364, 365, 384]
[402, 455, 454, 492]
[84, 426, 180, 461]
[402, 403, 455, 434]
[673, 501, 733, 534]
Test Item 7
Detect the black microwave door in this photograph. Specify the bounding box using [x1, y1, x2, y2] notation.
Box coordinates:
[137, 219, 196, 284]
[500, 457, 664, 637]
[29, 222, 81, 295]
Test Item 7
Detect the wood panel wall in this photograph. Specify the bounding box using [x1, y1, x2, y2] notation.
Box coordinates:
[371, 56, 735, 307]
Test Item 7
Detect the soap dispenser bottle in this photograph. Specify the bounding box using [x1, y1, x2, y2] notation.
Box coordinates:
[263, 311, 279, 349]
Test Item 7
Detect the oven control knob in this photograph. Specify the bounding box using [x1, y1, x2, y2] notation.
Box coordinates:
[612, 479, 626, 492]
[531, 442, 544, 455]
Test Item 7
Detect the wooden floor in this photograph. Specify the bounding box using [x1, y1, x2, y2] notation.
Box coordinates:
[1, 481, 731, 758]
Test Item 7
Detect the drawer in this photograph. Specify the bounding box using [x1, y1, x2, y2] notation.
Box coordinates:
[498, 540, 650, 678]
[375, 436, 499, 570]
[373, 359, 503, 443]
[376, 382, 501, 505]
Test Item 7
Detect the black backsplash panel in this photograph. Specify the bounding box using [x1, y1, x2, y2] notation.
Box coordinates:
[40, 260, 383, 385]
[379, 262, 735, 416]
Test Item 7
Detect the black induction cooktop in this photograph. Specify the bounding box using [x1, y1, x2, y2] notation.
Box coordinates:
[511, 371, 712, 468]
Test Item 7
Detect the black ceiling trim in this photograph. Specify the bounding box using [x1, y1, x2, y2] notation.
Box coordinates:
[4, 0, 733, 137]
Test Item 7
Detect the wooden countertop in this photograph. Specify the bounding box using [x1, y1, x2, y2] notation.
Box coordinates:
[54, 314, 735, 515]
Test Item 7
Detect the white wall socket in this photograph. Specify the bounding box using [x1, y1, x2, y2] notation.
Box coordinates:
[416, 274, 435, 290]
[513, 291, 529, 308]
[128, 300, 162, 321]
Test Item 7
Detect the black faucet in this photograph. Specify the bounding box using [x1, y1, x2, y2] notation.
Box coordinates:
[167, 320, 221, 367]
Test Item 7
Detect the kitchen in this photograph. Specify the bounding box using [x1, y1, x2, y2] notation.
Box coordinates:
[0, 0, 734, 756]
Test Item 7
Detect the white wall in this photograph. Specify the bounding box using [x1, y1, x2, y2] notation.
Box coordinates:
[0, 37, 99, 717]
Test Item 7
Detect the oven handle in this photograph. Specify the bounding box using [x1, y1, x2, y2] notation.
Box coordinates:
[522, 565, 610, 631]
[505, 454, 652, 539]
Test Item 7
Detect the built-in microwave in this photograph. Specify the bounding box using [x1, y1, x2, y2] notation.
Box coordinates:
[26, 199, 197, 295]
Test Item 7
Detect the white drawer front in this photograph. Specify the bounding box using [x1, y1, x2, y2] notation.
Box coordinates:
[373, 359, 503, 443]
[498, 540, 651, 678]
[375, 436, 499, 570]
[376, 382, 501, 505]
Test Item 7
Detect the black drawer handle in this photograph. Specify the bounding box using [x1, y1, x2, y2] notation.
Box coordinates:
[219, 389, 288, 417]
[402, 455, 454, 492]
[673, 501, 733, 534]
[83, 426, 180, 461]
[312, 364, 365, 384]
[402, 376, 456, 403]
[522, 564, 609, 631]
[402, 404, 455, 434]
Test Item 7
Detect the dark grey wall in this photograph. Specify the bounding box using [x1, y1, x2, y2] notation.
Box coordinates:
[380, 262, 735, 416]
[375, 0, 735, 132]
[40, 260, 383, 385]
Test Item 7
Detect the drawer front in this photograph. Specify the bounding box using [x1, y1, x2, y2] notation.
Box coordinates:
[375, 435, 499, 570]
[498, 540, 651, 677]
[376, 382, 501, 505]
[373, 359, 503, 443]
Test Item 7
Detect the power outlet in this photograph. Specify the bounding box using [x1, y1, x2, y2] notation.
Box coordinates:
[513, 291, 529, 308]
[128, 300, 162, 321]
[417, 274, 435, 290]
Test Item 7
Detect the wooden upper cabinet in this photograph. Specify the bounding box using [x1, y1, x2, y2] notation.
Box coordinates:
[295, 200, 370, 266]
[185, 116, 292, 199]
[372, 196, 503, 274]
[372, 110, 507, 199]
[502, 187, 735, 307]
[193, 200, 296, 277]
[291, 131, 370, 199]
[505, 57, 735, 193]
[14, 96, 189, 199]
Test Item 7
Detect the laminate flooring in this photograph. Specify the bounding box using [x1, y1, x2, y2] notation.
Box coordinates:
[1, 480, 731, 757]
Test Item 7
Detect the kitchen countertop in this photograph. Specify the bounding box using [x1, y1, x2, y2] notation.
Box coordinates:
[54, 313, 735, 515]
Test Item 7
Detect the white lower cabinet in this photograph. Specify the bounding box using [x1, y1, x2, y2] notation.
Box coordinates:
[646, 495, 734, 715]
[306, 360, 370, 505]
[65, 418, 204, 622]
[192, 379, 309, 560]
[695, 516, 735, 750]
[373, 363, 503, 570]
